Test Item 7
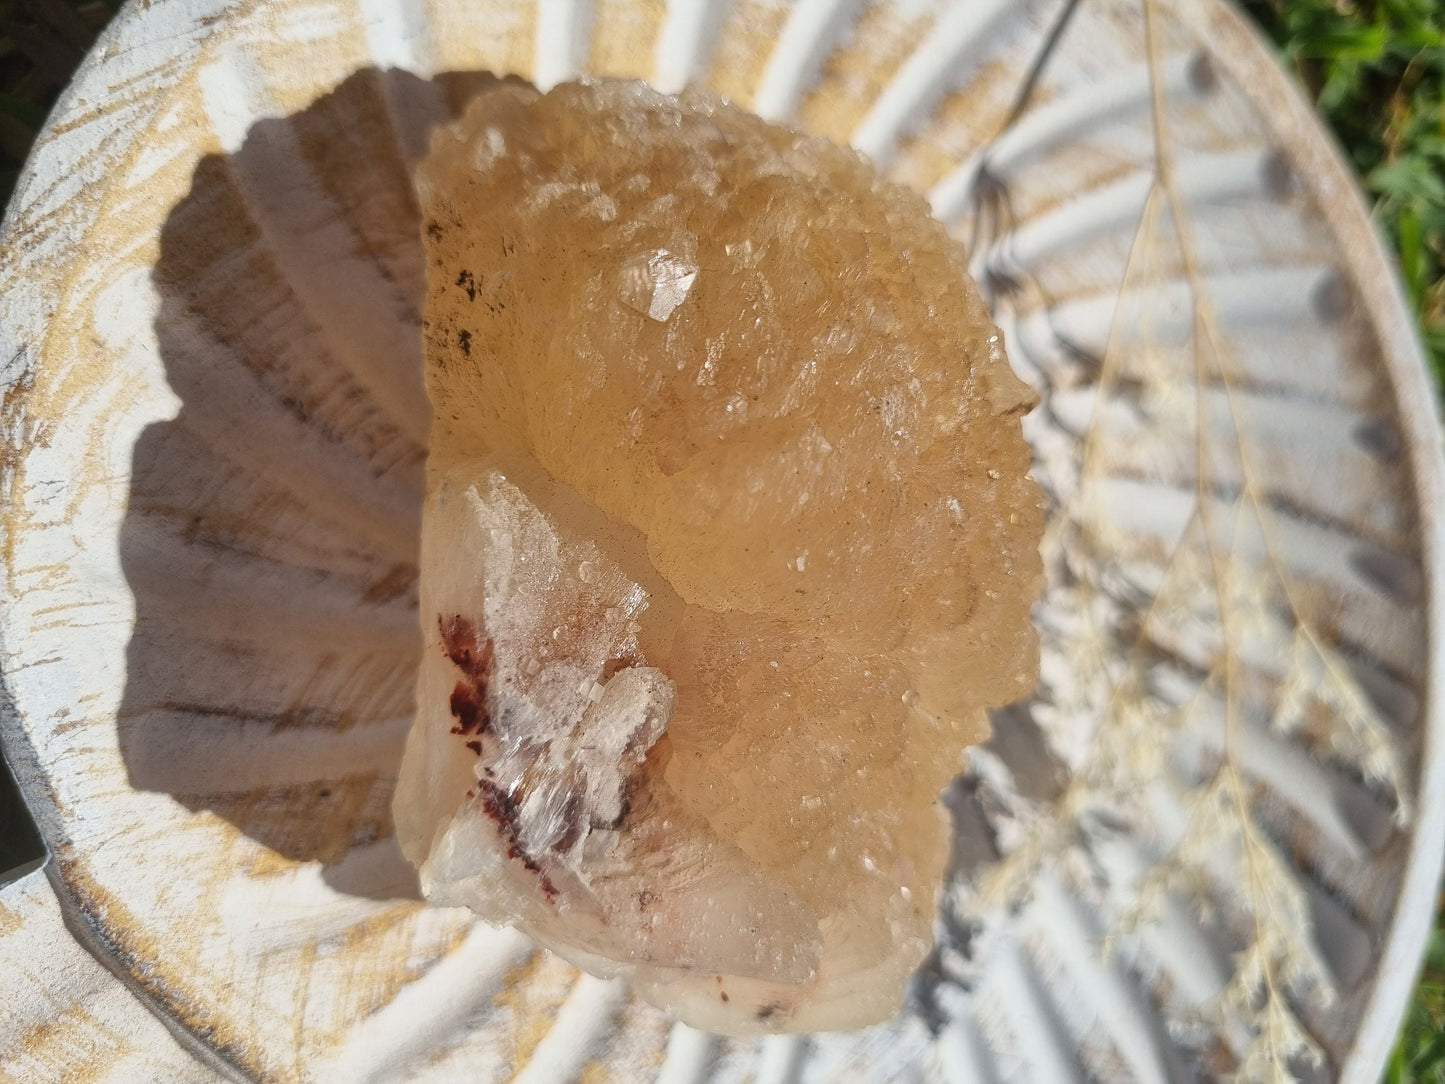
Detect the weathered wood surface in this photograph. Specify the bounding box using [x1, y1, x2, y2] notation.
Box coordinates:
[0, 0, 1441, 1080]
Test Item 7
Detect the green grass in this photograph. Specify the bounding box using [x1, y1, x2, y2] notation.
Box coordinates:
[1387, 920, 1445, 1082]
[1242, 0, 1445, 382]
[1239, 4, 1445, 1079]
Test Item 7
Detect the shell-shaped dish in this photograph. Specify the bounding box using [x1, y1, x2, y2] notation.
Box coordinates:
[1, 0, 1440, 1080]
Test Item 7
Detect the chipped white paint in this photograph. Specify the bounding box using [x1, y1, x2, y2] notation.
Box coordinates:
[199, 49, 433, 445]
[318, 922, 533, 1082]
[0, 0, 1441, 1081]
[360, 0, 435, 75]
[512, 973, 630, 1083]
[936, 1015, 997, 1084]
[754, 1034, 808, 1084]
[535, 0, 594, 90]
[653, 0, 725, 94]
[753, 0, 858, 121]
[985, 147, 1286, 275]
[851, 0, 1042, 166]
[1016, 264, 1344, 361]
[929, 49, 1210, 221]
[0, 871, 213, 1082]
[657, 1024, 718, 1084]
[989, 938, 1078, 1084]
[1031, 873, 1172, 1084]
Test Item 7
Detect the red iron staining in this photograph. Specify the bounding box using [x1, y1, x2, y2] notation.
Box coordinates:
[450, 682, 486, 735]
[440, 614, 557, 902]
[439, 612, 489, 672]
[477, 778, 559, 904]
[440, 614, 494, 738]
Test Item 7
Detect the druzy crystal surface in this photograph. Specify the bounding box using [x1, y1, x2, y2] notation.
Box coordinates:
[393, 79, 1043, 1034]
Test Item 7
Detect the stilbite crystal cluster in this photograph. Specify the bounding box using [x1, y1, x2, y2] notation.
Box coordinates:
[393, 80, 1043, 1034]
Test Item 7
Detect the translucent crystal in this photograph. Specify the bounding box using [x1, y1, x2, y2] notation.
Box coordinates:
[618, 248, 699, 322]
[394, 79, 1044, 1035]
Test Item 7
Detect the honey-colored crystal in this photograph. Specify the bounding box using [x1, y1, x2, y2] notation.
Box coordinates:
[394, 79, 1043, 1034]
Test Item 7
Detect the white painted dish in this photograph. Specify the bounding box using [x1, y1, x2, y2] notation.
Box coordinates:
[1, 0, 1441, 1080]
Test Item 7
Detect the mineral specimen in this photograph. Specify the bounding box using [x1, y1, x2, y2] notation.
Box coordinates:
[393, 79, 1043, 1035]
